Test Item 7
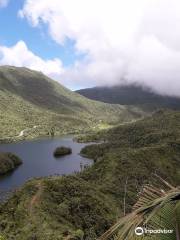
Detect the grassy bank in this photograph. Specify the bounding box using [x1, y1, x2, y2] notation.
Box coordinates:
[0, 110, 179, 239]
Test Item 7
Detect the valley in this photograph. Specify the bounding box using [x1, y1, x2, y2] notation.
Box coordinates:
[1, 1, 180, 239]
[0, 66, 179, 240]
[0, 109, 180, 239]
[0, 66, 145, 142]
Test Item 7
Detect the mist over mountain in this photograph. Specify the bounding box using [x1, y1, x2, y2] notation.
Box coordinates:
[0, 1, 180, 239]
[77, 84, 180, 110]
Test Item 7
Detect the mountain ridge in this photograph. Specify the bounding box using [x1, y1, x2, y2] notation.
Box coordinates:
[0, 66, 145, 139]
[77, 85, 180, 110]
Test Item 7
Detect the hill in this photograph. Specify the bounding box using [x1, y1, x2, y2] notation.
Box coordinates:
[0, 66, 145, 140]
[77, 85, 180, 110]
[0, 110, 179, 239]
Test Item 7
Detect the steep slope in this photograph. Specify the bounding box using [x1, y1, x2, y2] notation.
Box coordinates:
[0, 110, 179, 239]
[0, 66, 145, 139]
[77, 85, 180, 110]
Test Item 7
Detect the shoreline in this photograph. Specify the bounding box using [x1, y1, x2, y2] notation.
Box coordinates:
[0, 135, 95, 202]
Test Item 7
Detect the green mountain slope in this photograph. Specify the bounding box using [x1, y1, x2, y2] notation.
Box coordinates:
[77, 85, 180, 110]
[0, 66, 145, 140]
[0, 110, 179, 239]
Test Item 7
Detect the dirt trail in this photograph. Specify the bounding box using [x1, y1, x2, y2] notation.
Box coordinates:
[1, 125, 38, 141]
[17, 125, 38, 138]
[28, 181, 44, 215]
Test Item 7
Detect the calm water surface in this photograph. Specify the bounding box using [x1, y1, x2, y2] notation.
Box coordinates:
[0, 136, 93, 193]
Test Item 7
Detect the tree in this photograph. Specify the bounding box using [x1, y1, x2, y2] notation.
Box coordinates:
[98, 176, 180, 240]
[49, 126, 55, 137]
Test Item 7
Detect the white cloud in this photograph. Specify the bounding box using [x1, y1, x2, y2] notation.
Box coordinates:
[126, 36, 180, 96]
[16, 0, 180, 95]
[0, 0, 9, 8]
[0, 41, 64, 77]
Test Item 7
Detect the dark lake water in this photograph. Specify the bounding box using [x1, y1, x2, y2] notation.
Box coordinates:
[0, 136, 93, 194]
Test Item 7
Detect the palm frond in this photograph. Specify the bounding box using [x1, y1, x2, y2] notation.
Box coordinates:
[98, 179, 180, 240]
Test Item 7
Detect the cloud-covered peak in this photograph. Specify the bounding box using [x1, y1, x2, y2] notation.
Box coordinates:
[8, 0, 180, 95]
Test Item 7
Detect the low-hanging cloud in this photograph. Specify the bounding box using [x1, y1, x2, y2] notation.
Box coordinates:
[5, 0, 180, 96]
[0, 41, 64, 77]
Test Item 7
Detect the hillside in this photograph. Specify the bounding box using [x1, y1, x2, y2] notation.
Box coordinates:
[77, 85, 180, 110]
[0, 153, 22, 175]
[0, 110, 179, 239]
[0, 66, 145, 140]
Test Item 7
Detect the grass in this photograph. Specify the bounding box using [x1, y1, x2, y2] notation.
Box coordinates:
[0, 66, 146, 142]
[0, 110, 180, 239]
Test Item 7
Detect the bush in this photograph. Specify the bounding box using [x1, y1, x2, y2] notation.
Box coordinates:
[0, 152, 22, 175]
[54, 147, 72, 157]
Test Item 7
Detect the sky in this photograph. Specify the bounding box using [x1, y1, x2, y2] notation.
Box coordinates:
[0, 0, 180, 95]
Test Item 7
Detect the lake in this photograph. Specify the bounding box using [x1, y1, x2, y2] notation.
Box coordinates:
[0, 136, 93, 195]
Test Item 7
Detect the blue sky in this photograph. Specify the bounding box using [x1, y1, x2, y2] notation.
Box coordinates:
[0, 0, 180, 95]
[0, 0, 81, 67]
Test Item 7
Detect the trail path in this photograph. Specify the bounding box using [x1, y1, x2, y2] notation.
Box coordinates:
[118, 117, 144, 126]
[0, 125, 38, 141]
[28, 181, 44, 216]
[17, 125, 38, 138]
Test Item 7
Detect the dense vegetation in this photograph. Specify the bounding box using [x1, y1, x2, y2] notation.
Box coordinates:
[0, 152, 22, 175]
[77, 85, 180, 110]
[0, 110, 180, 239]
[0, 66, 145, 142]
[54, 146, 72, 157]
[99, 179, 180, 240]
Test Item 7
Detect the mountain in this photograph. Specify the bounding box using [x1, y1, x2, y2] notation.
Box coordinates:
[0, 66, 145, 140]
[0, 110, 179, 239]
[77, 85, 180, 110]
